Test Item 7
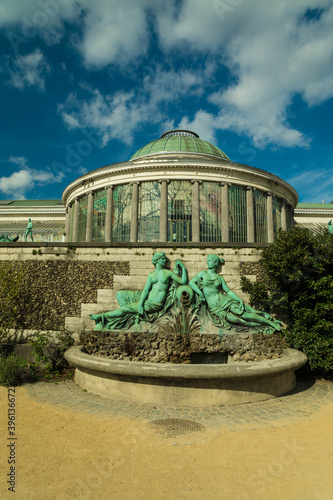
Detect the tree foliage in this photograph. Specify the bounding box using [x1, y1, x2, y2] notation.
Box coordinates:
[241, 226, 333, 373]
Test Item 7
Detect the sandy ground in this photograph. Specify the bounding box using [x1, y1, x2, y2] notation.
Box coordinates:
[1, 385, 333, 500]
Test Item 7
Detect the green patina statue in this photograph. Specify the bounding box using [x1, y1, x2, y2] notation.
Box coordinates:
[0, 234, 19, 242]
[90, 253, 282, 334]
[89, 252, 188, 331]
[25, 218, 33, 242]
[189, 254, 281, 334]
[328, 220, 333, 234]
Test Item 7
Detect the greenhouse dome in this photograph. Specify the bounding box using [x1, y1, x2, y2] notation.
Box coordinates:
[62, 129, 298, 244]
[130, 130, 230, 161]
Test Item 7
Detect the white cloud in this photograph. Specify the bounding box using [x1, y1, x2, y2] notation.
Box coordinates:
[59, 89, 145, 146]
[71, 0, 333, 148]
[8, 49, 50, 91]
[155, 0, 333, 148]
[8, 156, 28, 168]
[155, 0, 232, 53]
[288, 168, 333, 203]
[77, 0, 154, 68]
[1, 0, 153, 66]
[59, 68, 206, 145]
[177, 111, 218, 144]
[2, 0, 333, 149]
[0, 156, 65, 198]
[0, 171, 34, 199]
[1, 0, 80, 47]
[0, 0, 69, 24]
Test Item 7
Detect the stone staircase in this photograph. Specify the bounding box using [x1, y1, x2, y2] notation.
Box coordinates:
[65, 274, 148, 333]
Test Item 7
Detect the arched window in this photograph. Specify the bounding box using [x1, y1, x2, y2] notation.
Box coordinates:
[229, 185, 247, 243]
[272, 196, 283, 239]
[253, 190, 268, 243]
[92, 189, 107, 242]
[78, 195, 88, 242]
[112, 184, 132, 242]
[200, 182, 222, 242]
[138, 182, 161, 242]
[168, 181, 192, 242]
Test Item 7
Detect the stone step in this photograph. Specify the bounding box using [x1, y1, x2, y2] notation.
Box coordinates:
[81, 303, 107, 315]
[65, 316, 94, 334]
[96, 288, 114, 303]
[113, 275, 146, 291]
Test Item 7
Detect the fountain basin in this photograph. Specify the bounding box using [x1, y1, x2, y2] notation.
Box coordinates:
[65, 346, 307, 407]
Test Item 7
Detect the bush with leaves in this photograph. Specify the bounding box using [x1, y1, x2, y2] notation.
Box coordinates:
[0, 354, 28, 387]
[241, 226, 333, 373]
[29, 329, 75, 379]
[0, 263, 75, 381]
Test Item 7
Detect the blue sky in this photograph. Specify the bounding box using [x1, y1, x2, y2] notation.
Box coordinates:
[0, 0, 332, 203]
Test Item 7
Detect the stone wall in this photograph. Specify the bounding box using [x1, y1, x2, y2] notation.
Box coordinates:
[0, 260, 129, 330]
[0, 243, 263, 333]
[240, 261, 266, 281]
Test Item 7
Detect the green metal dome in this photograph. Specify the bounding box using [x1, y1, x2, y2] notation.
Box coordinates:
[130, 130, 229, 161]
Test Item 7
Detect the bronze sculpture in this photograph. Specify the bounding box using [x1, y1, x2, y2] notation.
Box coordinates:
[189, 254, 281, 334]
[89, 252, 187, 331]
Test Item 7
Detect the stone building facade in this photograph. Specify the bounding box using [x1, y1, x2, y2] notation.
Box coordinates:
[0, 200, 66, 242]
[62, 130, 298, 245]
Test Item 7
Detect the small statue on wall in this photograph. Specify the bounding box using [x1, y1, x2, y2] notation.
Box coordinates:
[89, 252, 188, 331]
[0, 233, 19, 242]
[328, 220, 333, 234]
[25, 218, 33, 242]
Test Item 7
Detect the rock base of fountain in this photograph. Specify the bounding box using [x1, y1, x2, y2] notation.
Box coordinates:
[80, 331, 290, 364]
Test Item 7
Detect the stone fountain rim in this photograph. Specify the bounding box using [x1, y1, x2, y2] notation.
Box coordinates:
[65, 346, 307, 380]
